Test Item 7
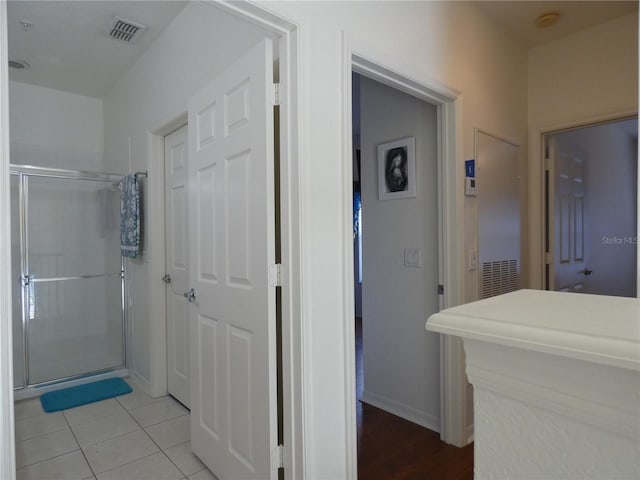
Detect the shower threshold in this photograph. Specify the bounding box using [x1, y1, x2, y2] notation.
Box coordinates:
[13, 368, 129, 402]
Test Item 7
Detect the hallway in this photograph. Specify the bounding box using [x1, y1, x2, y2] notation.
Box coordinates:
[356, 317, 474, 479]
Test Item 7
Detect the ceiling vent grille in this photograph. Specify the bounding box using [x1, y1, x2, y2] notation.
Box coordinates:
[109, 17, 146, 43]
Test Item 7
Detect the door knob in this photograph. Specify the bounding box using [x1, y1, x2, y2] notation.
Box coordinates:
[579, 268, 593, 276]
[183, 288, 196, 303]
[162, 274, 172, 284]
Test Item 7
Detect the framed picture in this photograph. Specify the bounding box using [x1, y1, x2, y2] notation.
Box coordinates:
[377, 136, 416, 200]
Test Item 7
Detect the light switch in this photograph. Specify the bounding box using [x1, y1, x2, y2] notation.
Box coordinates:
[468, 249, 477, 271]
[404, 248, 420, 268]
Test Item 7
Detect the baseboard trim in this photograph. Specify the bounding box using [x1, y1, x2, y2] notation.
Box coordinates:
[466, 424, 474, 443]
[361, 390, 440, 433]
[129, 370, 152, 396]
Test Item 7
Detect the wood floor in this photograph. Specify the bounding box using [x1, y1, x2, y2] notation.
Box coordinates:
[356, 317, 474, 480]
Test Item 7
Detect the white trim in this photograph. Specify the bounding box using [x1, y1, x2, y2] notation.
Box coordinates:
[340, 33, 358, 478]
[349, 48, 467, 449]
[0, 0, 16, 477]
[528, 110, 638, 291]
[466, 424, 474, 444]
[361, 391, 440, 433]
[474, 128, 520, 149]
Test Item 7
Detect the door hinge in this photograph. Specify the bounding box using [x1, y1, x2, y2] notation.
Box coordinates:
[545, 252, 552, 264]
[271, 444, 284, 469]
[545, 156, 552, 171]
[273, 83, 280, 106]
[438, 284, 444, 295]
[269, 263, 282, 287]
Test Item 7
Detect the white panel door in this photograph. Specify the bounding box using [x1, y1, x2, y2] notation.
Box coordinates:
[188, 38, 277, 480]
[549, 138, 589, 292]
[165, 125, 190, 408]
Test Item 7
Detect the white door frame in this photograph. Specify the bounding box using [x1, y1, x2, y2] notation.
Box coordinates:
[343, 35, 468, 454]
[0, 1, 16, 477]
[528, 110, 639, 296]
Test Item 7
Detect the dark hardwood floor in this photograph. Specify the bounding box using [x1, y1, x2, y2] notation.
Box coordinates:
[356, 317, 474, 480]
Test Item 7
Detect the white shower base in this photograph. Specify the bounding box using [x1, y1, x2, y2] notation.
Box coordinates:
[14, 368, 129, 401]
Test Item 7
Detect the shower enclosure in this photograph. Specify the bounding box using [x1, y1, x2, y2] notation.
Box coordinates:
[11, 165, 126, 393]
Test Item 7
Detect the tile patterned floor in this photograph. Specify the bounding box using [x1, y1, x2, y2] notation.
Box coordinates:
[14, 379, 217, 480]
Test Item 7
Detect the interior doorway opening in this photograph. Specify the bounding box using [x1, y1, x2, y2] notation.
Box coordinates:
[543, 116, 638, 297]
[351, 66, 472, 476]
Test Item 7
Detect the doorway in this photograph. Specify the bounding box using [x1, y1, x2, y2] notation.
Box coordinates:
[346, 55, 465, 456]
[164, 124, 190, 408]
[3, 1, 301, 478]
[544, 117, 638, 297]
[353, 72, 441, 431]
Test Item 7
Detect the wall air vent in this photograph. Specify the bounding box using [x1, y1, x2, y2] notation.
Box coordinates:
[481, 259, 519, 299]
[109, 17, 146, 43]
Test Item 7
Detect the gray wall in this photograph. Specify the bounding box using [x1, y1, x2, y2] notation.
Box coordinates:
[360, 76, 440, 430]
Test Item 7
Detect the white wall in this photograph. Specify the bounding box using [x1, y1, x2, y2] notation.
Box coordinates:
[360, 76, 440, 430]
[9, 81, 104, 171]
[102, 2, 266, 390]
[259, 1, 528, 476]
[528, 12, 639, 288]
[553, 121, 637, 298]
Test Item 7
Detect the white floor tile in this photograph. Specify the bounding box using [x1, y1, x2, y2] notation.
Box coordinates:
[16, 428, 79, 468]
[64, 398, 127, 427]
[71, 410, 140, 447]
[15, 412, 68, 442]
[14, 398, 45, 421]
[188, 469, 218, 480]
[116, 382, 165, 412]
[129, 396, 188, 427]
[163, 442, 205, 477]
[145, 415, 190, 449]
[83, 429, 159, 474]
[96, 452, 183, 480]
[16, 450, 92, 480]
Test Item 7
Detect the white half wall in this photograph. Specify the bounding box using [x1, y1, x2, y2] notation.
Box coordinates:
[9, 81, 104, 171]
[102, 1, 267, 392]
[359, 76, 440, 430]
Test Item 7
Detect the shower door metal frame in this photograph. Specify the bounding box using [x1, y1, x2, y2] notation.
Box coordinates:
[10, 164, 127, 390]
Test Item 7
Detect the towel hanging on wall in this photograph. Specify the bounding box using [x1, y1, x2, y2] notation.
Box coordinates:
[120, 174, 140, 258]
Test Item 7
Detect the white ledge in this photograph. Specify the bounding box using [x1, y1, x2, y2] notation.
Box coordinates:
[426, 289, 640, 371]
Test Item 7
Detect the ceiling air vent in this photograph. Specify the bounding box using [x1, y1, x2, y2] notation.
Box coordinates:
[109, 17, 146, 43]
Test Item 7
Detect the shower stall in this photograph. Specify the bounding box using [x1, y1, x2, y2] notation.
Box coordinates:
[10, 165, 127, 396]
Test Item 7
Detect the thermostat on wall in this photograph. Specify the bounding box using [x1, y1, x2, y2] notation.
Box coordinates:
[465, 177, 477, 196]
[465, 159, 477, 196]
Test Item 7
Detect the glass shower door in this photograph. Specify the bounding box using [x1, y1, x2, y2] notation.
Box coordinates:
[24, 174, 124, 385]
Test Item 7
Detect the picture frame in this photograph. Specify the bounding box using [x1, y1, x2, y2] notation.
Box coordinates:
[377, 136, 416, 200]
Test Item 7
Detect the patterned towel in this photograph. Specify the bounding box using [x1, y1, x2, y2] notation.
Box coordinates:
[120, 174, 140, 258]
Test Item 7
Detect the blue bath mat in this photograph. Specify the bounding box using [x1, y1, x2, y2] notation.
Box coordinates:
[40, 378, 132, 413]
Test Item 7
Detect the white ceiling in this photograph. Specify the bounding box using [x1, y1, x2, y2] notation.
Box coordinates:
[6, 1, 638, 99]
[7, 1, 188, 98]
[476, 0, 638, 47]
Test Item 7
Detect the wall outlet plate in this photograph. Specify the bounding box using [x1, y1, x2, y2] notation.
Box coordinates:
[404, 248, 420, 268]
